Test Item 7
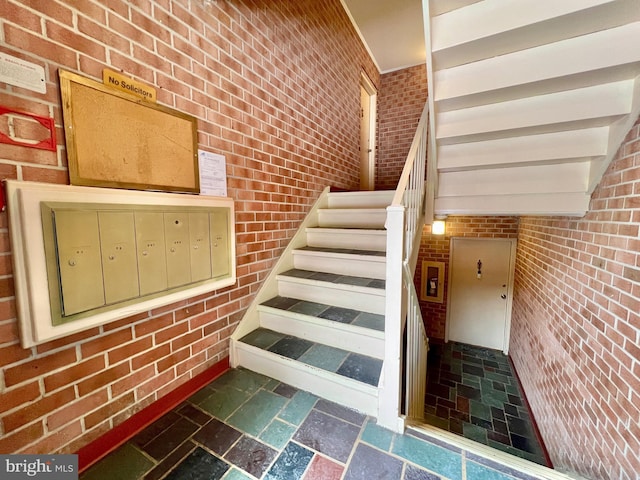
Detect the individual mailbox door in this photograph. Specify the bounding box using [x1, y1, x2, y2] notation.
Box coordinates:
[53, 210, 105, 315]
[98, 211, 139, 304]
[135, 211, 168, 296]
[164, 212, 191, 288]
[210, 209, 230, 278]
[189, 212, 212, 282]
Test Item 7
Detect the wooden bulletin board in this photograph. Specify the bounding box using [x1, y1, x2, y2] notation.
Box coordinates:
[59, 70, 199, 193]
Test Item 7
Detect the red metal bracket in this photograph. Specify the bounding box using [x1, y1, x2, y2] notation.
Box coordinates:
[0, 106, 57, 151]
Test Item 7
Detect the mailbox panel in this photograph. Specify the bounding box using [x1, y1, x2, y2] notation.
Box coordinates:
[211, 209, 230, 278]
[99, 211, 139, 304]
[164, 212, 191, 288]
[53, 210, 105, 315]
[189, 212, 212, 282]
[135, 211, 168, 296]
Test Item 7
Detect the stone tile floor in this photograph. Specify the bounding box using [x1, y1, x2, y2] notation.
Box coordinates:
[81, 367, 555, 480]
[424, 341, 549, 467]
[240, 326, 383, 387]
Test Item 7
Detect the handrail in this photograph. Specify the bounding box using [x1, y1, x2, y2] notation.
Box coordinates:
[379, 101, 430, 430]
[391, 103, 429, 265]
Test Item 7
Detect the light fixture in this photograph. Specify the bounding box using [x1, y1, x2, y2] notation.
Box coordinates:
[432, 217, 446, 235]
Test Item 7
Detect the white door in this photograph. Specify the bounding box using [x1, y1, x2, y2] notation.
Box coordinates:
[447, 238, 516, 353]
[359, 73, 376, 190]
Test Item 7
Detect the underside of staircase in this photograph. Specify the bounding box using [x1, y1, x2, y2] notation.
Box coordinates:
[425, 0, 640, 217]
[230, 190, 394, 418]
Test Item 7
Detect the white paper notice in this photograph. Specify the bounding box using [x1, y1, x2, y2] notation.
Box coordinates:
[198, 150, 228, 197]
[0, 53, 46, 94]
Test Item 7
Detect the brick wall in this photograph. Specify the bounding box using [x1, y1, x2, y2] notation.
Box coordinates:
[417, 217, 519, 340]
[0, 0, 378, 454]
[376, 63, 427, 190]
[510, 117, 640, 480]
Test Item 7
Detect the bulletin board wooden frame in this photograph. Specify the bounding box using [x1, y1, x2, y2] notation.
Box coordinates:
[59, 70, 199, 193]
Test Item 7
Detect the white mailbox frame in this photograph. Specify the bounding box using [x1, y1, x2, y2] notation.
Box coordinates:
[6, 180, 236, 348]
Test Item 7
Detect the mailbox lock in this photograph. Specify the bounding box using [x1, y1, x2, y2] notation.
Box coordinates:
[142, 250, 148, 256]
[109, 255, 115, 261]
[68, 259, 76, 267]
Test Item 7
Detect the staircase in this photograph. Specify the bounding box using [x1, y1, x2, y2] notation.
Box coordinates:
[424, 0, 640, 217]
[230, 189, 394, 417]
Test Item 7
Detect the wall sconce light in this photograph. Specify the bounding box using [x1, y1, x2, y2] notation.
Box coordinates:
[432, 217, 446, 235]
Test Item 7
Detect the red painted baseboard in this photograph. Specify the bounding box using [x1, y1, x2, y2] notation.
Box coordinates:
[77, 357, 230, 473]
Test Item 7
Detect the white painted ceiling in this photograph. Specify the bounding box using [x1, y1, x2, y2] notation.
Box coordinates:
[341, 0, 426, 73]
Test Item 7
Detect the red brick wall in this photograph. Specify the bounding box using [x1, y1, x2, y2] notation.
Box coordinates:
[376, 63, 427, 190]
[511, 117, 640, 480]
[417, 217, 519, 339]
[0, 0, 378, 454]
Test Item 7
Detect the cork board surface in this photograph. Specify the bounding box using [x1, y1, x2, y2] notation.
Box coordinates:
[60, 70, 199, 193]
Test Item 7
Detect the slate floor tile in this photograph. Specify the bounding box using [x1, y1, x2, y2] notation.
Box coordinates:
[164, 447, 229, 480]
[336, 353, 382, 386]
[208, 368, 271, 394]
[142, 417, 199, 460]
[392, 433, 462, 480]
[278, 390, 318, 425]
[80, 443, 153, 480]
[262, 296, 303, 309]
[196, 384, 250, 420]
[352, 312, 385, 331]
[344, 443, 403, 480]
[318, 306, 360, 323]
[177, 403, 212, 426]
[227, 390, 287, 436]
[273, 382, 298, 399]
[259, 419, 296, 449]
[425, 342, 547, 467]
[131, 411, 181, 448]
[268, 336, 313, 359]
[144, 441, 196, 480]
[224, 436, 277, 479]
[288, 300, 328, 316]
[314, 399, 366, 426]
[361, 419, 394, 451]
[298, 344, 349, 372]
[192, 418, 242, 456]
[303, 455, 344, 480]
[263, 441, 313, 480]
[240, 329, 285, 350]
[293, 409, 360, 463]
[404, 464, 442, 480]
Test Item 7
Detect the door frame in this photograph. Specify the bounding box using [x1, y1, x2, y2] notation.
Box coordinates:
[360, 71, 377, 190]
[445, 237, 517, 354]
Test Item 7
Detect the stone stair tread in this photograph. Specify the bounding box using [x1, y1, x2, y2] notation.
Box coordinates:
[278, 268, 385, 289]
[295, 246, 386, 257]
[238, 327, 382, 387]
[260, 296, 384, 332]
[308, 227, 386, 231]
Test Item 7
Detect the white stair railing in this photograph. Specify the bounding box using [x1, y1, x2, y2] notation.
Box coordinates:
[379, 102, 429, 431]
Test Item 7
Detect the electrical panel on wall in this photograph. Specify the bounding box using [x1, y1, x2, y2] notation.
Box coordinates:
[5, 180, 236, 348]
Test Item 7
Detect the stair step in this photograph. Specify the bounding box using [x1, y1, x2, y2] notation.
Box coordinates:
[258, 296, 384, 358]
[327, 190, 394, 208]
[317, 208, 387, 228]
[239, 328, 382, 387]
[305, 227, 386, 251]
[234, 328, 379, 416]
[277, 269, 385, 315]
[292, 246, 386, 280]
